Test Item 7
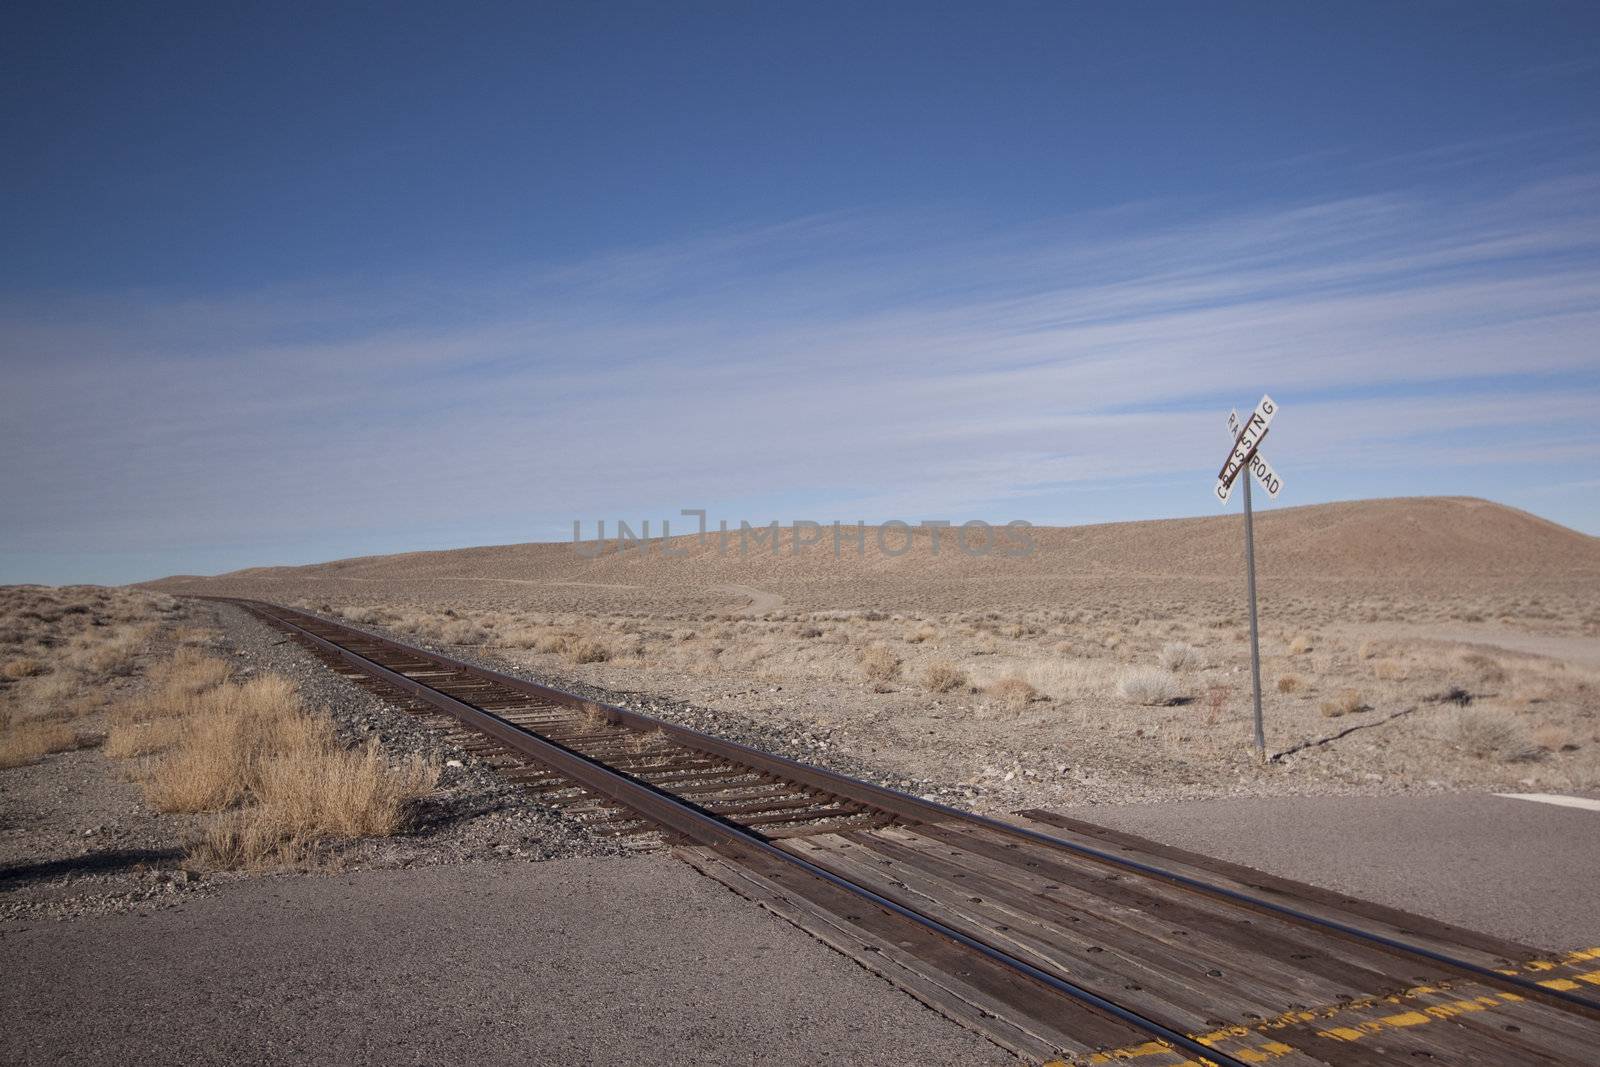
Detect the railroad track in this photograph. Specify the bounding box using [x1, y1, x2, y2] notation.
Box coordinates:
[214, 597, 1600, 1066]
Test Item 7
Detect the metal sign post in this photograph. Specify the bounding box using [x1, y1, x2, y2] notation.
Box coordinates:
[1241, 458, 1265, 763]
[1215, 395, 1282, 765]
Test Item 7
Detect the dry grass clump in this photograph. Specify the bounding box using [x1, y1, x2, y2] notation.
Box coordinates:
[986, 675, 1037, 711]
[143, 676, 312, 812]
[105, 649, 235, 755]
[103, 717, 187, 759]
[257, 741, 435, 837]
[8, 672, 90, 716]
[904, 624, 939, 644]
[567, 638, 611, 664]
[110, 652, 438, 868]
[1, 656, 49, 679]
[0, 719, 84, 768]
[922, 660, 967, 693]
[1117, 666, 1181, 706]
[1453, 709, 1539, 762]
[193, 744, 437, 869]
[151, 648, 233, 694]
[1287, 634, 1315, 655]
[1276, 674, 1304, 694]
[1318, 689, 1366, 718]
[1158, 642, 1199, 671]
[858, 645, 901, 688]
[1022, 658, 1116, 700]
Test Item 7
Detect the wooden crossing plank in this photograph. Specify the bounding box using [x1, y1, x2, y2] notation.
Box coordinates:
[677, 845, 1148, 1063]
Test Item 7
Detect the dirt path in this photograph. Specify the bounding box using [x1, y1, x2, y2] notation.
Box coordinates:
[711, 584, 785, 616]
[1332, 621, 1600, 670]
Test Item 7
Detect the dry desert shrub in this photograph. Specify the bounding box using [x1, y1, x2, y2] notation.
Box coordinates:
[533, 632, 573, 654]
[1453, 709, 1539, 762]
[439, 620, 489, 645]
[922, 660, 967, 693]
[339, 605, 385, 625]
[389, 612, 437, 637]
[1357, 639, 1381, 660]
[1276, 674, 1304, 694]
[66, 625, 149, 677]
[1117, 666, 1181, 707]
[1372, 658, 1408, 681]
[610, 635, 645, 661]
[858, 645, 901, 687]
[1158, 642, 1199, 671]
[904, 624, 939, 644]
[1458, 651, 1508, 685]
[567, 638, 611, 664]
[1319, 689, 1365, 718]
[1, 656, 48, 680]
[1287, 634, 1315, 655]
[0, 719, 83, 768]
[1533, 724, 1576, 752]
[499, 626, 544, 649]
[1203, 684, 1230, 725]
[986, 675, 1037, 711]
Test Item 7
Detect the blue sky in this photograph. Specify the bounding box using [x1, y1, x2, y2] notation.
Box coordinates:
[3, 3, 1598, 584]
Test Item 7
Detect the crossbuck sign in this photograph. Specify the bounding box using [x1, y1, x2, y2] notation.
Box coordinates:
[1215, 395, 1281, 501]
[1215, 394, 1284, 764]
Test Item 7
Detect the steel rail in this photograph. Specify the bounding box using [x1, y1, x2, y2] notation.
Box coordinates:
[233, 597, 1248, 1066]
[221, 597, 1600, 1022]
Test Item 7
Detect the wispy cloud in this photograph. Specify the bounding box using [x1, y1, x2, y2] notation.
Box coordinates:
[4, 173, 1600, 581]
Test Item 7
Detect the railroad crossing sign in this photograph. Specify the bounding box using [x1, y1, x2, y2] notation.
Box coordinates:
[1214, 394, 1279, 502]
[1223, 408, 1283, 500]
[1213, 393, 1283, 765]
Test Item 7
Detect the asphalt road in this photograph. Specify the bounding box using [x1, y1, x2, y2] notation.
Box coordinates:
[8, 790, 1596, 1065]
[1, 855, 1009, 1067]
[1055, 789, 1600, 952]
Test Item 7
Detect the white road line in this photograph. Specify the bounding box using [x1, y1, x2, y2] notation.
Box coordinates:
[1494, 793, 1600, 812]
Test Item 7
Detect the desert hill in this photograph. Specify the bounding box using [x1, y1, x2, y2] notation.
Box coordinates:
[142, 498, 1599, 614]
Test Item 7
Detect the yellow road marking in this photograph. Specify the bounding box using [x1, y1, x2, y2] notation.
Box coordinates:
[1069, 948, 1600, 1065]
